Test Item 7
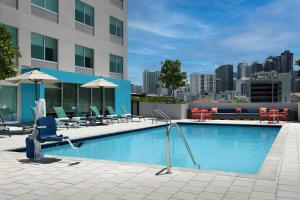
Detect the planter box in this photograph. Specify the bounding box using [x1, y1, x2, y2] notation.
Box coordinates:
[139, 102, 188, 119]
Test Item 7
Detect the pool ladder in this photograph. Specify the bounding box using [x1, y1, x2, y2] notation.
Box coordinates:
[166, 123, 200, 174]
[152, 109, 171, 124]
[152, 109, 199, 174]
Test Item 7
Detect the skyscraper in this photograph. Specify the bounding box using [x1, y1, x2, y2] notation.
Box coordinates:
[143, 70, 160, 95]
[215, 64, 233, 93]
[264, 56, 278, 72]
[190, 73, 216, 98]
[237, 63, 250, 79]
[280, 50, 294, 73]
[251, 62, 264, 74]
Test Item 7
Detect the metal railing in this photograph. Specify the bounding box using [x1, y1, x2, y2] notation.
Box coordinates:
[166, 123, 199, 174]
[152, 109, 171, 124]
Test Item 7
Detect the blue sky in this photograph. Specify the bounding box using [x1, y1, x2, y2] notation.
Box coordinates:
[127, 0, 300, 85]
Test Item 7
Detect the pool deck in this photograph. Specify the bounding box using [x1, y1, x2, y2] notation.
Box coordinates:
[0, 119, 299, 200]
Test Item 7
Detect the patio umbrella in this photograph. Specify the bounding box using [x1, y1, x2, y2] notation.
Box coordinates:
[5, 70, 59, 101]
[81, 78, 118, 115]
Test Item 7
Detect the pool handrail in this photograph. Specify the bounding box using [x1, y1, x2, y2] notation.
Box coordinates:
[152, 109, 171, 124]
[166, 123, 199, 174]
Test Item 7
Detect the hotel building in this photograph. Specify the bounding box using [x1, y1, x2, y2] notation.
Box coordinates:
[0, 0, 130, 122]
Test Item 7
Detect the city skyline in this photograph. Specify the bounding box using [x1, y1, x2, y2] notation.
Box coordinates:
[128, 0, 300, 85]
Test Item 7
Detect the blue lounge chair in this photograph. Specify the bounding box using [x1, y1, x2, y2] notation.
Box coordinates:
[90, 106, 118, 124]
[106, 106, 128, 123]
[120, 106, 145, 122]
[0, 108, 21, 126]
[53, 107, 87, 128]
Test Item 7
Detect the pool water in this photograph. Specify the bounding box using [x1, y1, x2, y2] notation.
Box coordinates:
[42, 124, 280, 174]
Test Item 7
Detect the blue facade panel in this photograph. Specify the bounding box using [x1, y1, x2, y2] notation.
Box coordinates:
[20, 67, 131, 122]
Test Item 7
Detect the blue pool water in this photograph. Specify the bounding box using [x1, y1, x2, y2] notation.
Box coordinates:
[42, 124, 280, 174]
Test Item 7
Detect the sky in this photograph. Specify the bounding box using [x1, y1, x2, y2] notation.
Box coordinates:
[127, 0, 300, 85]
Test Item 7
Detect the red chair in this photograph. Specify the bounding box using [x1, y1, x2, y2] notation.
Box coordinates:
[199, 109, 212, 121]
[267, 109, 280, 124]
[259, 107, 268, 123]
[279, 108, 288, 123]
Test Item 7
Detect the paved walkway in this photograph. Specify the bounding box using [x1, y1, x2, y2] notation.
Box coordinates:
[0, 120, 299, 200]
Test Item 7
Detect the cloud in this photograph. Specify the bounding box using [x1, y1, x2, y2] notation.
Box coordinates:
[219, 0, 300, 54]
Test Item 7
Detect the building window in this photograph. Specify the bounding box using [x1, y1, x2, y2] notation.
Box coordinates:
[0, 86, 17, 114]
[75, 0, 94, 27]
[75, 45, 94, 69]
[45, 83, 61, 113]
[31, 33, 58, 62]
[31, 0, 58, 13]
[110, 54, 123, 74]
[0, 24, 18, 47]
[110, 16, 123, 38]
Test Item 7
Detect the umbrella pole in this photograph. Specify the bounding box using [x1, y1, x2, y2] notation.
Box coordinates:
[103, 87, 105, 115]
[35, 81, 38, 101]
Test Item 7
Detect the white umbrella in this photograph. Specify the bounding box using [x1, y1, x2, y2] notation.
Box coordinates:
[5, 70, 59, 100]
[81, 78, 118, 115]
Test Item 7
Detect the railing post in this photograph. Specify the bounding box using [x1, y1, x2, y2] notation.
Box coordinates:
[166, 126, 171, 174]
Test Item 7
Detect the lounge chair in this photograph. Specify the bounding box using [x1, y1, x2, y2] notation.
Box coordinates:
[120, 106, 145, 122]
[0, 108, 22, 127]
[90, 106, 118, 124]
[53, 107, 86, 128]
[72, 107, 88, 120]
[106, 106, 128, 123]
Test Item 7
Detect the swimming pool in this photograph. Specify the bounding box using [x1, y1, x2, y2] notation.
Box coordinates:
[42, 124, 280, 174]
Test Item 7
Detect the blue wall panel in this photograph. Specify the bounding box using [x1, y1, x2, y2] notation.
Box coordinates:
[20, 67, 131, 122]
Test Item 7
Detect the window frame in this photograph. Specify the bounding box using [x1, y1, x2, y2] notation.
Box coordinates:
[75, 44, 94, 69]
[110, 16, 123, 38]
[31, 0, 58, 14]
[110, 54, 123, 74]
[31, 32, 58, 63]
[75, 0, 94, 28]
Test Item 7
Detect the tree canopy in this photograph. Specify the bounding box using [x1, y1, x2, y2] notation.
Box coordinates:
[159, 59, 187, 98]
[0, 26, 21, 80]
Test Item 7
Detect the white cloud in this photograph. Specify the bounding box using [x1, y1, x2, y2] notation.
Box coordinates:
[219, 0, 300, 54]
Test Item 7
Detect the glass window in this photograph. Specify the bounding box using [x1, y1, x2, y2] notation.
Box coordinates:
[105, 88, 115, 111]
[63, 83, 77, 113]
[92, 88, 102, 114]
[85, 4, 94, 27]
[31, 33, 44, 60]
[32, 0, 44, 7]
[75, 0, 84, 23]
[0, 24, 18, 47]
[75, 45, 94, 69]
[85, 48, 93, 68]
[45, 83, 61, 113]
[79, 87, 91, 113]
[75, 45, 84, 67]
[110, 16, 123, 38]
[0, 86, 17, 114]
[31, 33, 58, 62]
[110, 54, 123, 74]
[45, 0, 58, 12]
[32, 0, 58, 13]
[75, 0, 94, 27]
[45, 37, 57, 62]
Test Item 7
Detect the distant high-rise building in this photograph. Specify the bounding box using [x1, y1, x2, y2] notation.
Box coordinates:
[215, 64, 233, 93]
[280, 50, 293, 73]
[237, 63, 250, 79]
[264, 56, 278, 72]
[131, 84, 143, 94]
[236, 78, 250, 97]
[143, 70, 160, 95]
[251, 62, 264, 74]
[249, 72, 291, 103]
[190, 73, 216, 98]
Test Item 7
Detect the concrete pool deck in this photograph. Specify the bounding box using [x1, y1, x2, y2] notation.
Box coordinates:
[0, 119, 299, 200]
